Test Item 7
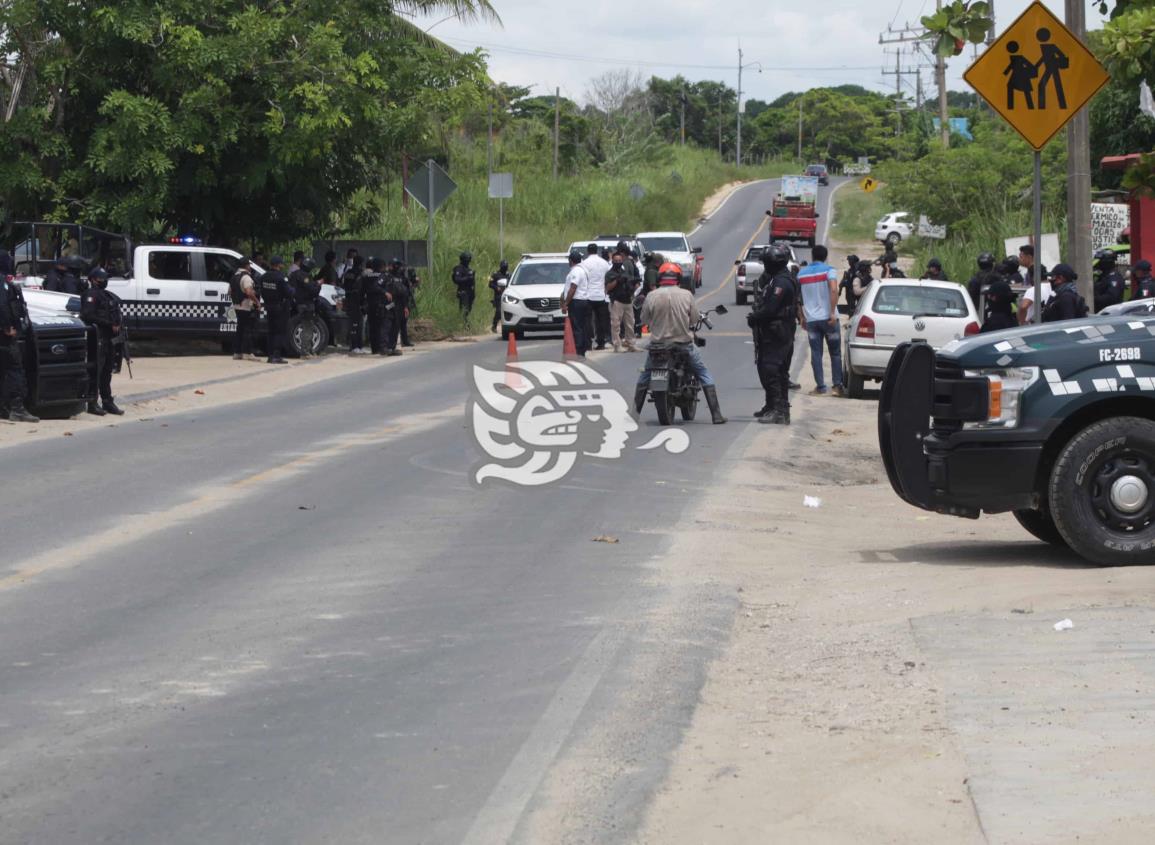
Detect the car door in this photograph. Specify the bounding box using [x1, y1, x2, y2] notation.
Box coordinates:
[137, 248, 204, 333]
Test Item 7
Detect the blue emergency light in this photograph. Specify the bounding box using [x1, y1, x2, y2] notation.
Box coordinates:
[169, 235, 203, 246]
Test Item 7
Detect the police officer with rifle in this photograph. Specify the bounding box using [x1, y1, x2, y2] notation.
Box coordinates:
[748, 244, 797, 425]
[80, 267, 125, 415]
[259, 256, 292, 364]
[0, 273, 38, 422]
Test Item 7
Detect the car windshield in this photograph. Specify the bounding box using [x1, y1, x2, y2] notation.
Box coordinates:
[872, 285, 968, 318]
[510, 261, 570, 286]
[639, 236, 689, 253]
[806, 166, 825, 174]
[745, 247, 766, 261]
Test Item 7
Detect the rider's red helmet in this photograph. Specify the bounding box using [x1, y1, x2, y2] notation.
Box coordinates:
[658, 262, 682, 285]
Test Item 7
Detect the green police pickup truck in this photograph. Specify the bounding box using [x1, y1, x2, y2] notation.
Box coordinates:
[879, 317, 1155, 565]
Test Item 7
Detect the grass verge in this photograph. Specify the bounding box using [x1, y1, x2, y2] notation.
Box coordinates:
[831, 184, 888, 245]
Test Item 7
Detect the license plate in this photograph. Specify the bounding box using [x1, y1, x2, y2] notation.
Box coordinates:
[651, 369, 668, 379]
[537, 315, 554, 323]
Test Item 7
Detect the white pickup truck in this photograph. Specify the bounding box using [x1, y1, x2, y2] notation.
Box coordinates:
[10, 224, 339, 355]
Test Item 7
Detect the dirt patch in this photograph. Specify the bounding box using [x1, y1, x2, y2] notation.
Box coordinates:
[697, 181, 750, 222]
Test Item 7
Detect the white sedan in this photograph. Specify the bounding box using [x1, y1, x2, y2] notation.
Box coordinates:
[843, 278, 980, 399]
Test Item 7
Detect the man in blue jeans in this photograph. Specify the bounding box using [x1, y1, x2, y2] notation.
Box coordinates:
[797, 244, 844, 396]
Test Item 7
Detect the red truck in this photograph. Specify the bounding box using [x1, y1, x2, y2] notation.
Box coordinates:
[766, 175, 819, 248]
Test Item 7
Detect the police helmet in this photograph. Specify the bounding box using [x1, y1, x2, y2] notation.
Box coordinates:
[459, 251, 472, 265]
[977, 252, 995, 271]
[642, 251, 655, 265]
[87, 267, 109, 283]
[499, 260, 509, 272]
[847, 254, 859, 266]
[927, 257, 942, 270]
[368, 256, 385, 271]
[64, 255, 88, 272]
[1094, 248, 1117, 268]
[762, 243, 791, 271]
[389, 257, 403, 269]
[1001, 255, 1020, 272]
[300, 256, 317, 272]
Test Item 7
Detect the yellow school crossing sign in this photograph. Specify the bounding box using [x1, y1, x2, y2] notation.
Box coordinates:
[860, 177, 879, 193]
[963, 1, 1109, 150]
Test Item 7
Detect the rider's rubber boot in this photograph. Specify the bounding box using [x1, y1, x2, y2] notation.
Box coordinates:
[704, 385, 726, 425]
[8, 399, 39, 424]
[634, 385, 648, 414]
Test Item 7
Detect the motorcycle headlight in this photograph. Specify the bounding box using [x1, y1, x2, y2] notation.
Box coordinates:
[963, 366, 1040, 429]
[502, 293, 520, 305]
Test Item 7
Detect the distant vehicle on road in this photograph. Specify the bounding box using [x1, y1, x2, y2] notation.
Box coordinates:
[733, 243, 799, 305]
[767, 176, 820, 248]
[636, 232, 702, 289]
[567, 236, 644, 276]
[880, 315, 1155, 565]
[804, 164, 830, 186]
[875, 212, 914, 246]
[844, 278, 980, 399]
[500, 253, 570, 340]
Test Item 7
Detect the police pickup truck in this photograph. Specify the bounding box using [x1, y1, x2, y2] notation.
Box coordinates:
[879, 318, 1155, 565]
[9, 223, 338, 356]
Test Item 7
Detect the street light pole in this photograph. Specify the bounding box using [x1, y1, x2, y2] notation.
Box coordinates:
[737, 47, 743, 167]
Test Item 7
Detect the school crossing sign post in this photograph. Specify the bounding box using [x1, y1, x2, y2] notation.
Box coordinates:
[963, 1, 1109, 322]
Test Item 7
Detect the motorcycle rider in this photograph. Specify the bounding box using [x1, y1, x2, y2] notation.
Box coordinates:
[1093, 248, 1126, 312]
[80, 267, 125, 415]
[748, 244, 797, 424]
[489, 259, 510, 333]
[452, 251, 476, 319]
[635, 264, 726, 424]
[0, 272, 38, 422]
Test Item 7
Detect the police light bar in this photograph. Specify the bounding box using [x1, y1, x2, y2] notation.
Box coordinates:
[169, 235, 203, 246]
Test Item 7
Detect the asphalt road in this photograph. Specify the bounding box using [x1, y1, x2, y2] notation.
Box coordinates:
[0, 178, 844, 844]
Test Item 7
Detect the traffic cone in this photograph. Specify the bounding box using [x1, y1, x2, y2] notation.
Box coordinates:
[563, 316, 578, 359]
[505, 330, 523, 389]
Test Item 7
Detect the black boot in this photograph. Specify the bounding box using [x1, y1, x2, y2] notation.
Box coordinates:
[102, 400, 125, 416]
[8, 399, 38, 423]
[634, 385, 648, 414]
[703, 385, 726, 424]
[87, 401, 107, 416]
[754, 406, 770, 418]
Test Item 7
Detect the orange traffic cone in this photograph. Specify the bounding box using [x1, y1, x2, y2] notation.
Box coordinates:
[563, 316, 578, 359]
[505, 330, 524, 389]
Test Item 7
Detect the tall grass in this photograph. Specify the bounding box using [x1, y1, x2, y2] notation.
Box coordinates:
[830, 185, 889, 245]
[357, 145, 795, 334]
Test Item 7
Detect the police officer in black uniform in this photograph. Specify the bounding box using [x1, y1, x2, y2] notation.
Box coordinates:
[402, 267, 419, 347]
[748, 244, 798, 425]
[80, 267, 125, 415]
[46, 256, 86, 294]
[1043, 264, 1087, 322]
[382, 258, 407, 356]
[0, 273, 39, 422]
[259, 256, 291, 363]
[966, 252, 999, 315]
[838, 254, 860, 314]
[452, 251, 476, 319]
[342, 255, 365, 353]
[361, 256, 389, 355]
[980, 274, 1018, 333]
[290, 256, 321, 357]
[1132, 259, 1155, 301]
[1093, 249, 1126, 312]
[489, 259, 510, 333]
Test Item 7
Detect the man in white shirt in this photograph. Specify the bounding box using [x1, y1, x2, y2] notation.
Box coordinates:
[561, 251, 592, 356]
[581, 244, 612, 350]
[1018, 277, 1052, 325]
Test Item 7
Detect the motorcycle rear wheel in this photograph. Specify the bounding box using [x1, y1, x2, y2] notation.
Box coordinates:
[653, 390, 674, 426]
[681, 393, 699, 421]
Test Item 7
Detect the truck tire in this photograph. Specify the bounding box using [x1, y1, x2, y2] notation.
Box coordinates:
[1012, 507, 1067, 548]
[1048, 416, 1155, 565]
[736, 289, 748, 306]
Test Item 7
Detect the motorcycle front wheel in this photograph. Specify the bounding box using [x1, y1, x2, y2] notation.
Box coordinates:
[653, 390, 675, 426]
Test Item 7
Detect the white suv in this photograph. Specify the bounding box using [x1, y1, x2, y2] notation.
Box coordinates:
[500, 253, 571, 340]
[636, 232, 702, 288]
[843, 278, 980, 398]
[874, 212, 913, 246]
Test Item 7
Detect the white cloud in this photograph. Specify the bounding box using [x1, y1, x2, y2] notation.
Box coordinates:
[414, 0, 1107, 105]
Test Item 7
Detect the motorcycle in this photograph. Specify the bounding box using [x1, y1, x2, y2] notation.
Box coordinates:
[643, 304, 727, 426]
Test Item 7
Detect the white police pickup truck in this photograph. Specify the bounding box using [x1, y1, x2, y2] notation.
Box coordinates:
[10, 225, 338, 356]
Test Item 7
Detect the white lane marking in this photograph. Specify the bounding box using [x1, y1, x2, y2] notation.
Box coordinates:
[459, 626, 626, 845]
[689, 178, 777, 237]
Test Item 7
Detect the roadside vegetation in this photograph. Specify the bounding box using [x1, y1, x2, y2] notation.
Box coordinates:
[830, 185, 889, 246]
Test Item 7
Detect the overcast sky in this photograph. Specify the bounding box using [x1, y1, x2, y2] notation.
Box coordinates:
[413, 0, 1108, 106]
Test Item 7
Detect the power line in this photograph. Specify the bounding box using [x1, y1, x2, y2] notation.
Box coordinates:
[441, 37, 880, 73]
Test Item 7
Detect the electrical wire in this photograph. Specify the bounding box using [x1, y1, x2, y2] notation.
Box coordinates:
[441, 37, 880, 73]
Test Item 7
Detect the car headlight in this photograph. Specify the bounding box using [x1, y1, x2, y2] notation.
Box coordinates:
[963, 366, 1040, 429]
[503, 293, 519, 305]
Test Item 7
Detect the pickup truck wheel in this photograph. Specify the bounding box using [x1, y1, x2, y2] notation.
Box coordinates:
[1049, 416, 1155, 565]
[289, 315, 329, 357]
[736, 289, 748, 306]
[1012, 507, 1067, 547]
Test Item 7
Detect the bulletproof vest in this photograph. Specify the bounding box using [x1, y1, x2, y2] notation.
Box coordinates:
[260, 271, 288, 307]
[362, 272, 385, 301]
[453, 265, 475, 287]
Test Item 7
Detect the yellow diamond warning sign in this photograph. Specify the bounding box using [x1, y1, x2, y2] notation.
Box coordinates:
[963, 1, 1109, 150]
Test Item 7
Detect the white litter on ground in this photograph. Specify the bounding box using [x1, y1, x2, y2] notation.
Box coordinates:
[1053, 618, 1074, 632]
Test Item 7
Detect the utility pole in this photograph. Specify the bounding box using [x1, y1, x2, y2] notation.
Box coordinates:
[936, 0, 950, 147]
[680, 86, 686, 146]
[552, 87, 560, 181]
[718, 94, 723, 158]
[881, 48, 919, 135]
[486, 98, 494, 179]
[797, 97, 803, 161]
[737, 47, 743, 167]
[916, 66, 923, 111]
[1066, 0, 1093, 303]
